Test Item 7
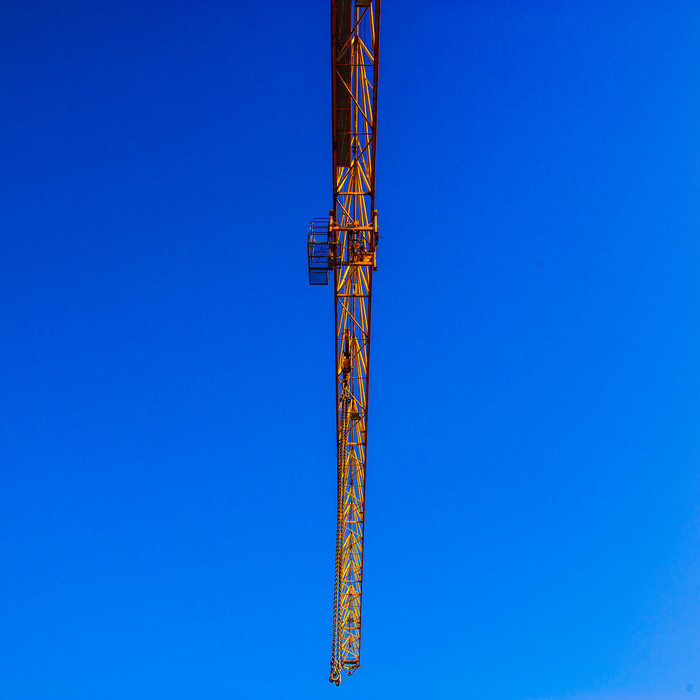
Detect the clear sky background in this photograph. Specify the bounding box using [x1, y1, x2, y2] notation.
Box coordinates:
[2, 1, 700, 698]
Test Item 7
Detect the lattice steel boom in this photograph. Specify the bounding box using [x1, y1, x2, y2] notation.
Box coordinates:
[306, 0, 381, 686]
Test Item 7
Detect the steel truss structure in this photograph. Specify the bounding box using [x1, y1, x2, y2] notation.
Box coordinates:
[307, 0, 381, 686]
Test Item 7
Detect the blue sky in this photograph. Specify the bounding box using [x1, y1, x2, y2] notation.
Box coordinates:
[2, 1, 700, 698]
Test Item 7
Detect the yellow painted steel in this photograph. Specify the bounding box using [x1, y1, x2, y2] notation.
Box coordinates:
[328, 0, 380, 686]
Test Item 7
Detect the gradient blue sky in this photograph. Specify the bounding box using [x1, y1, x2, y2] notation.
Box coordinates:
[2, 1, 700, 698]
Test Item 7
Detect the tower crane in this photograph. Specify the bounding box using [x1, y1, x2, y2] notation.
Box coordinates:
[307, 0, 381, 686]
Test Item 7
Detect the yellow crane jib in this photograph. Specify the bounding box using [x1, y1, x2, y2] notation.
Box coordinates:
[306, 0, 381, 686]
